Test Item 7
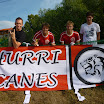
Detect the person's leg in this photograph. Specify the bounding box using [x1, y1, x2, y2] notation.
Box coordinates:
[23, 90, 31, 104]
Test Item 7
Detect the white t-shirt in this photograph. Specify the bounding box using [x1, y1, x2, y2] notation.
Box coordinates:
[80, 22, 100, 45]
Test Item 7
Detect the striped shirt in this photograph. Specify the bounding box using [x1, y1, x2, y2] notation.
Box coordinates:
[60, 31, 80, 45]
[33, 30, 55, 45]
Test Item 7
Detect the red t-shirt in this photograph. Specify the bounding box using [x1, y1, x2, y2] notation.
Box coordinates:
[33, 30, 55, 45]
[60, 31, 80, 45]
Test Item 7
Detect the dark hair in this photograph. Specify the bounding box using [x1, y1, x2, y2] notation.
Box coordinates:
[86, 12, 94, 17]
[15, 17, 23, 23]
[42, 23, 50, 29]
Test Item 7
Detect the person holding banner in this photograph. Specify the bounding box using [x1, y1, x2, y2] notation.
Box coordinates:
[9, 17, 26, 48]
[60, 21, 80, 45]
[80, 12, 100, 45]
[32, 23, 56, 46]
[9, 17, 30, 104]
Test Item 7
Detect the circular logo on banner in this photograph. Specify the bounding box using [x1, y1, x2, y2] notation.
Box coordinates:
[74, 47, 104, 85]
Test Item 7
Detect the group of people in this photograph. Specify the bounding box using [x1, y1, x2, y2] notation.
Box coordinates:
[8, 11, 100, 104]
[9, 12, 100, 49]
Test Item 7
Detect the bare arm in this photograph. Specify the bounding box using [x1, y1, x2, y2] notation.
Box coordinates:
[51, 43, 56, 46]
[10, 29, 21, 49]
[97, 32, 100, 40]
[76, 40, 80, 45]
[61, 41, 64, 45]
[80, 34, 83, 42]
[12, 39, 21, 49]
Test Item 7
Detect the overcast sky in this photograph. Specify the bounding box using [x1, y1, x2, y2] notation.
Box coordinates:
[0, 0, 62, 29]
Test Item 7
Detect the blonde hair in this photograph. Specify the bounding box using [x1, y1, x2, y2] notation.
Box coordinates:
[66, 21, 74, 26]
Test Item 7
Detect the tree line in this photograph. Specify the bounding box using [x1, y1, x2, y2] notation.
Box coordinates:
[23, 0, 104, 44]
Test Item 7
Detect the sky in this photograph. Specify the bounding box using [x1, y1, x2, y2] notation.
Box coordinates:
[0, 0, 63, 30]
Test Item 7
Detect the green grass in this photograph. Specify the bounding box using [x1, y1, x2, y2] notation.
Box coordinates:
[0, 85, 103, 104]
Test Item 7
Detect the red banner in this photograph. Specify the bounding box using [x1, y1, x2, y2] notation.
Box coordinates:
[0, 45, 69, 91]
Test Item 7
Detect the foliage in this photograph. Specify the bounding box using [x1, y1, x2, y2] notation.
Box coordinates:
[24, 0, 104, 44]
[82, 0, 104, 38]
[0, 36, 8, 47]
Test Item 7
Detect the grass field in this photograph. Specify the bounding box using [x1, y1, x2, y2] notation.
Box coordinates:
[0, 85, 103, 104]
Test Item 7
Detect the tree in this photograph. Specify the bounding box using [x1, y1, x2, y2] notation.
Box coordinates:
[82, 0, 104, 39]
[0, 36, 8, 47]
[24, 0, 104, 44]
[24, 14, 42, 43]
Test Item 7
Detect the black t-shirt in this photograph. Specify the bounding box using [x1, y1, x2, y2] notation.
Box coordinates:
[15, 30, 26, 43]
[13, 27, 26, 45]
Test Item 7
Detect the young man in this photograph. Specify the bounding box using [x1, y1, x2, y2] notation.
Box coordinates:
[9, 17, 26, 48]
[32, 23, 56, 46]
[60, 21, 80, 45]
[80, 12, 100, 45]
[9, 17, 30, 104]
